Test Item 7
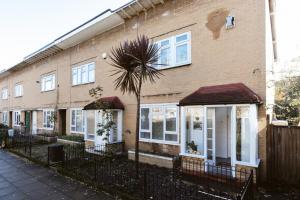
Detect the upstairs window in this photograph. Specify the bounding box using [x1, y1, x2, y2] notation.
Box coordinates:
[41, 74, 55, 92]
[155, 32, 191, 70]
[15, 84, 23, 97]
[13, 111, 21, 126]
[72, 62, 95, 86]
[1, 88, 8, 99]
[43, 110, 54, 129]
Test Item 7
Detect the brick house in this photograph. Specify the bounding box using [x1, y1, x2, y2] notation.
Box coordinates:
[0, 0, 277, 178]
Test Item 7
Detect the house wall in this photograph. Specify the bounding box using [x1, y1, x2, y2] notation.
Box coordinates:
[0, 0, 269, 176]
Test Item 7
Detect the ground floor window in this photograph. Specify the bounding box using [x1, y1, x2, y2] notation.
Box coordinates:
[2, 112, 8, 125]
[140, 104, 179, 144]
[71, 109, 85, 133]
[43, 110, 54, 129]
[13, 111, 21, 126]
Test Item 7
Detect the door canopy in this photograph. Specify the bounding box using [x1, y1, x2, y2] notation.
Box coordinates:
[179, 83, 263, 106]
[83, 96, 125, 110]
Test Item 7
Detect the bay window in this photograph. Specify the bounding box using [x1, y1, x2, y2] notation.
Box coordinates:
[41, 74, 55, 92]
[72, 62, 95, 86]
[43, 110, 54, 129]
[140, 104, 179, 144]
[71, 109, 85, 133]
[155, 32, 191, 70]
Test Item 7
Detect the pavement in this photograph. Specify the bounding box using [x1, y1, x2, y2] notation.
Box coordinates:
[0, 150, 114, 200]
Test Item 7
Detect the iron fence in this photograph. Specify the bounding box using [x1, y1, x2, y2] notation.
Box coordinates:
[60, 146, 254, 200]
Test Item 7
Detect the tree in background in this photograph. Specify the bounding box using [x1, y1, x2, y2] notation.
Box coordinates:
[109, 35, 162, 175]
[275, 76, 300, 125]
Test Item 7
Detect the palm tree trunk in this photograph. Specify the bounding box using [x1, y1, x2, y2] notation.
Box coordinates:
[135, 76, 143, 177]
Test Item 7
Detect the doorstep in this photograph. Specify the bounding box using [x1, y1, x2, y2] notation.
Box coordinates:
[128, 150, 174, 169]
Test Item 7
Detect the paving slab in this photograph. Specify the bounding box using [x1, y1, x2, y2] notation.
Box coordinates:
[0, 150, 115, 200]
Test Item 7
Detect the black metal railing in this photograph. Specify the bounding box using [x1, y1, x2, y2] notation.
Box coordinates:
[175, 157, 253, 194]
[60, 148, 254, 200]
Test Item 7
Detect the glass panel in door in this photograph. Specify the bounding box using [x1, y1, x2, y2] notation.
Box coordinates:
[206, 108, 215, 163]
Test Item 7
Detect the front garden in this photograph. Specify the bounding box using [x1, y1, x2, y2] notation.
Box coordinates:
[0, 130, 255, 200]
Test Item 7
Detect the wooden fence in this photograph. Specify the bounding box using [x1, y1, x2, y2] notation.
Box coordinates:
[267, 124, 300, 184]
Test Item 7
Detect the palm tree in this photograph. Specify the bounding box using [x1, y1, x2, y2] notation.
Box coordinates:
[110, 35, 162, 175]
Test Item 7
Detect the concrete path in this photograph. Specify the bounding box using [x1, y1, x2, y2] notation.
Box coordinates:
[0, 150, 114, 200]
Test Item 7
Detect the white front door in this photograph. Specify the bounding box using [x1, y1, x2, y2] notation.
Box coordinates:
[32, 111, 37, 135]
[206, 108, 215, 164]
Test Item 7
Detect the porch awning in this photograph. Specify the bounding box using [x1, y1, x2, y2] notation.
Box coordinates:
[179, 83, 263, 106]
[83, 96, 125, 110]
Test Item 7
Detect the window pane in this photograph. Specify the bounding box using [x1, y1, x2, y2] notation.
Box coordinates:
[152, 107, 163, 140]
[176, 34, 188, 43]
[88, 64, 95, 82]
[176, 43, 188, 63]
[76, 110, 82, 132]
[72, 69, 77, 85]
[165, 134, 177, 142]
[160, 47, 170, 66]
[70, 111, 74, 126]
[141, 132, 150, 139]
[86, 110, 95, 135]
[166, 107, 176, 132]
[141, 108, 150, 130]
[77, 68, 82, 84]
[81, 65, 88, 83]
[236, 107, 251, 163]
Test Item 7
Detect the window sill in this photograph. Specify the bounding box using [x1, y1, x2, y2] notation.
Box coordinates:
[139, 139, 180, 146]
[71, 82, 95, 87]
[41, 89, 55, 93]
[41, 127, 54, 130]
[235, 159, 261, 168]
[14, 96, 23, 98]
[71, 131, 85, 135]
[180, 153, 205, 159]
[156, 62, 191, 71]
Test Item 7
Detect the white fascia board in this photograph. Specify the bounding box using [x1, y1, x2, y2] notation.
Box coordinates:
[56, 13, 124, 49]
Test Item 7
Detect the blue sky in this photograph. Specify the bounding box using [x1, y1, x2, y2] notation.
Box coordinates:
[0, 0, 299, 71]
[0, 0, 131, 71]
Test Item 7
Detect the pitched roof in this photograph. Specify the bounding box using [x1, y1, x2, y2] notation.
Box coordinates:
[83, 96, 125, 110]
[179, 83, 263, 106]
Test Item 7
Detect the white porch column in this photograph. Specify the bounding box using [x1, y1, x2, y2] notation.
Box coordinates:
[203, 106, 207, 159]
[180, 107, 186, 155]
[231, 106, 237, 166]
[249, 105, 258, 165]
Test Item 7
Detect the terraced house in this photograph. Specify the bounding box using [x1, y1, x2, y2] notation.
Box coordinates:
[0, 0, 277, 179]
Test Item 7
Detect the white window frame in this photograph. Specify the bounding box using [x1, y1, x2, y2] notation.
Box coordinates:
[155, 32, 191, 70]
[43, 109, 54, 130]
[2, 111, 8, 125]
[1, 88, 8, 100]
[41, 74, 56, 92]
[139, 103, 179, 145]
[72, 62, 95, 86]
[13, 111, 21, 126]
[14, 84, 23, 97]
[70, 108, 86, 134]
